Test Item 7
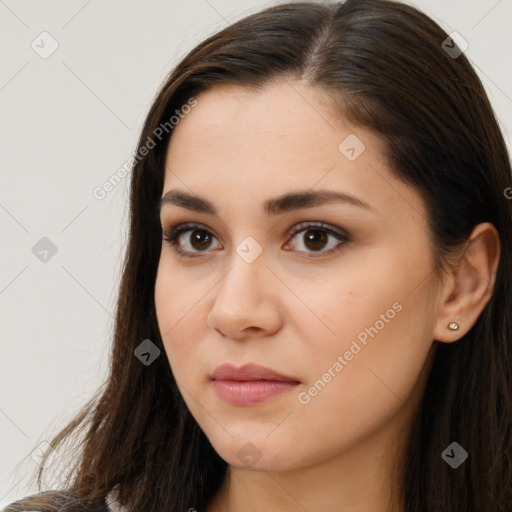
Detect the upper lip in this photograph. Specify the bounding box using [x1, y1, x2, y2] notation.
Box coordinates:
[211, 363, 300, 382]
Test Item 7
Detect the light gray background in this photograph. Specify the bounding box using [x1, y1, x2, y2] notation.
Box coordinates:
[1, 0, 511, 506]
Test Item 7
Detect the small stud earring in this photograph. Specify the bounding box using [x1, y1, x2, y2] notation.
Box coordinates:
[448, 322, 460, 331]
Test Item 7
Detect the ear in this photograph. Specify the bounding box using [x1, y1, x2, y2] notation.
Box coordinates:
[433, 222, 501, 343]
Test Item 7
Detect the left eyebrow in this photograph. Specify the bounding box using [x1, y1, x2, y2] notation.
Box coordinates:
[157, 188, 375, 217]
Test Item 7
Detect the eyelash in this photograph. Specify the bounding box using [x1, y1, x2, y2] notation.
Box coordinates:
[161, 221, 351, 259]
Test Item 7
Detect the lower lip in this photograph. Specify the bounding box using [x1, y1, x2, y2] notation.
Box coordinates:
[212, 379, 300, 406]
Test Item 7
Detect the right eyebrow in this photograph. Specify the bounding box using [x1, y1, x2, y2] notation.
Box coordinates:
[157, 188, 375, 217]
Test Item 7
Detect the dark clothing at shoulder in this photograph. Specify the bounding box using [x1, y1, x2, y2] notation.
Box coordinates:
[1, 490, 110, 512]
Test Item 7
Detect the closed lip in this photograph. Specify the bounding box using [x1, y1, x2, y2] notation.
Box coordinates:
[211, 363, 300, 382]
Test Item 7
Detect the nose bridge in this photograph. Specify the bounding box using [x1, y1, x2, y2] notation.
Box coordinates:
[207, 237, 281, 337]
[219, 237, 267, 302]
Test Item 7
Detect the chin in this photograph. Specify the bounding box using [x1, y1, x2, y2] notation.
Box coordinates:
[210, 435, 304, 472]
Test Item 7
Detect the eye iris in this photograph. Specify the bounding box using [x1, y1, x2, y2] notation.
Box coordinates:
[304, 229, 328, 251]
[190, 229, 212, 250]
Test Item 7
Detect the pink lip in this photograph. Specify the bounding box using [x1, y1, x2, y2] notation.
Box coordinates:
[211, 363, 299, 382]
[211, 363, 300, 406]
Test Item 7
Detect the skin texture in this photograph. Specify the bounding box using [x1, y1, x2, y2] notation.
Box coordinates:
[154, 80, 500, 512]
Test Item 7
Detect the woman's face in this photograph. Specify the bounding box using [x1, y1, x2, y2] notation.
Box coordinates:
[155, 80, 440, 472]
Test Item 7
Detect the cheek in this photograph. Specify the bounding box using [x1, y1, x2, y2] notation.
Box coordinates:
[292, 300, 433, 460]
[155, 263, 189, 358]
[154, 258, 199, 332]
[155, 264, 177, 336]
[294, 266, 398, 359]
[296, 251, 435, 404]
[154, 260, 211, 385]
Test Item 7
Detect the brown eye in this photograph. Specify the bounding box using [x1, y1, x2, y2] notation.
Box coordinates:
[302, 229, 329, 252]
[162, 223, 221, 257]
[162, 221, 350, 259]
[188, 229, 214, 251]
[284, 222, 350, 257]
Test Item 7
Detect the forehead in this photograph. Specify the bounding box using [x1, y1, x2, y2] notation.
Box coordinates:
[161, 80, 425, 225]
[164, 81, 375, 181]
[166, 81, 354, 157]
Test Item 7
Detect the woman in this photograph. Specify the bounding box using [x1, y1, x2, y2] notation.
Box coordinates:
[4, 0, 511, 511]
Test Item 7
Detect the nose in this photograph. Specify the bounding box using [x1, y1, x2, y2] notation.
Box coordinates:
[207, 248, 282, 340]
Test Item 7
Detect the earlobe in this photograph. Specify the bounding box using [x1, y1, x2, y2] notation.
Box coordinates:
[447, 322, 460, 331]
[433, 222, 501, 344]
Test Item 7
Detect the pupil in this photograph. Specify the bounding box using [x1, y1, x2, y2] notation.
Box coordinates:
[305, 230, 327, 251]
[191, 230, 211, 250]
[188, 229, 327, 252]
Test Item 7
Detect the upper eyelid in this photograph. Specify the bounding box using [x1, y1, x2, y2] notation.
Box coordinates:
[162, 220, 347, 235]
[161, 222, 350, 260]
[163, 221, 350, 246]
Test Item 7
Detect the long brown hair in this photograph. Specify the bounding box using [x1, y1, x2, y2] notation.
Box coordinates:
[4, 1, 511, 511]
